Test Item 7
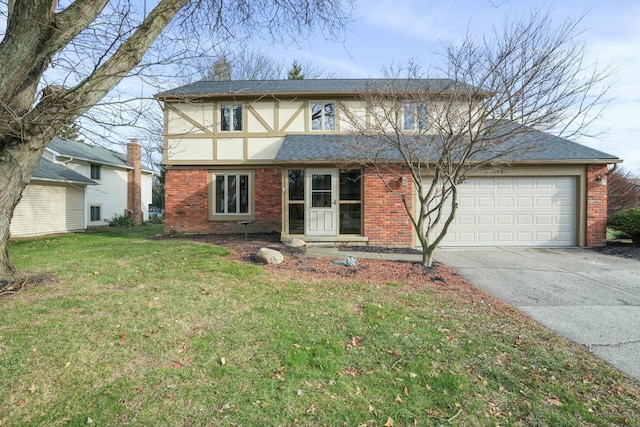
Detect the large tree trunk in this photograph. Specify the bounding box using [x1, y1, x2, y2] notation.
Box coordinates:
[0, 141, 45, 281]
[0, 0, 189, 282]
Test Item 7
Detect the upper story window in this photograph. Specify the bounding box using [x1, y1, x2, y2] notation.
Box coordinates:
[90, 164, 101, 180]
[403, 102, 428, 131]
[220, 104, 243, 131]
[311, 102, 335, 131]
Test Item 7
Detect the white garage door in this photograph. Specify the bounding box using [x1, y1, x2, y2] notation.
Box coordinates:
[426, 177, 576, 247]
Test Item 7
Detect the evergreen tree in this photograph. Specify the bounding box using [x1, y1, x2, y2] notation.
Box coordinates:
[287, 61, 305, 80]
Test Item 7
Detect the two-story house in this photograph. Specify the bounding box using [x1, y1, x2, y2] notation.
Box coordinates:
[10, 138, 154, 238]
[155, 79, 619, 248]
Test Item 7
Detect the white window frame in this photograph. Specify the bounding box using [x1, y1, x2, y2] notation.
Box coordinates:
[310, 101, 336, 131]
[220, 104, 243, 132]
[403, 102, 428, 132]
[210, 171, 253, 219]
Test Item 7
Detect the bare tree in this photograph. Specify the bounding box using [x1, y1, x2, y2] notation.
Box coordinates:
[344, 10, 612, 267]
[0, 0, 353, 282]
[608, 167, 640, 217]
[195, 51, 329, 81]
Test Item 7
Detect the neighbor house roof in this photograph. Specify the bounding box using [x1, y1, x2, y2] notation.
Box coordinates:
[31, 158, 96, 185]
[275, 125, 620, 164]
[155, 78, 485, 99]
[47, 137, 154, 172]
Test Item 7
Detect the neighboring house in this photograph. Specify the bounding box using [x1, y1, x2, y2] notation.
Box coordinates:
[155, 79, 620, 248]
[10, 138, 153, 238]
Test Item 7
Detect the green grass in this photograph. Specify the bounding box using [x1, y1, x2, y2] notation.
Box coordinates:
[1, 225, 639, 426]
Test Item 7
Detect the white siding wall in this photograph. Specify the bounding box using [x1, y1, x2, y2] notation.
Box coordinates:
[65, 162, 128, 226]
[141, 172, 153, 221]
[11, 182, 85, 238]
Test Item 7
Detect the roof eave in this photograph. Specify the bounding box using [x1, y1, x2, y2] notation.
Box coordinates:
[30, 177, 96, 185]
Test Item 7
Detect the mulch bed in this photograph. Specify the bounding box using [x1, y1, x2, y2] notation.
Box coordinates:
[588, 241, 640, 261]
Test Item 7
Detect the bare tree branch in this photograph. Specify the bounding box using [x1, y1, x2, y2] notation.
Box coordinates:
[344, 10, 613, 267]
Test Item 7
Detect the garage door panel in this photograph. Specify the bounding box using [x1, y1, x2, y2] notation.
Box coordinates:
[517, 215, 533, 224]
[478, 215, 494, 225]
[422, 176, 576, 247]
[497, 232, 514, 243]
[458, 196, 476, 207]
[536, 197, 552, 207]
[497, 215, 513, 225]
[536, 178, 553, 188]
[458, 232, 476, 243]
[517, 179, 534, 189]
[517, 197, 533, 207]
[458, 214, 475, 225]
[477, 180, 494, 190]
[535, 214, 553, 225]
[477, 232, 494, 243]
[497, 197, 513, 207]
[478, 197, 494, 207]
[557, 214, 572, 224]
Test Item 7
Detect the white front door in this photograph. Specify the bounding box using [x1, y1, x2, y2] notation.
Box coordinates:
[306, 169, 337, 236]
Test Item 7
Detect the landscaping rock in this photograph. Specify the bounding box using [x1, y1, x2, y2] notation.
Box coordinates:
[285, 238, 306, 248]
[255, 247, 284, 265]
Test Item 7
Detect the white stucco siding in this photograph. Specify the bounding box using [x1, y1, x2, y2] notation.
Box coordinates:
[248, 102, 276, 133]
[11, 182, 85, 238]
[247, 137, 283, 160]
[339, 100, 367, 132]
[279, 101, 305, 132]
[217, 137, 244, 160]
[167, 138, 215, 161]
[167, 104, 215, 134]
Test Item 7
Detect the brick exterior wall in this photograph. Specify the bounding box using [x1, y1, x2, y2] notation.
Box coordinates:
[362, 168, 413, 247]
[165, 165, 609, 248]
[586, 164, 608, 247]
[164, 168, 282, 235]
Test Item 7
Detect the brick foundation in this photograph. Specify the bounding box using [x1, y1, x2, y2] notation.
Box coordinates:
[362, 168, 413, 247]
[164, 167, 282, 235]
[586, 164, 608, 247]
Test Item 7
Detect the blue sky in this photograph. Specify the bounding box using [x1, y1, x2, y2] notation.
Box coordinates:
[256, 0, 640, 174]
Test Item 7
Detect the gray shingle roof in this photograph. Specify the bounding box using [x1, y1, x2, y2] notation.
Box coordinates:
[155, 79, 480, 98]
[32, 158, 96, 185]
[275, 126, 619, 163]
[47, 137, 153, 171]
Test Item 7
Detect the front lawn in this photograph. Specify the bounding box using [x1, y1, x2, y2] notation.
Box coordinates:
[1, 226, 638, 426]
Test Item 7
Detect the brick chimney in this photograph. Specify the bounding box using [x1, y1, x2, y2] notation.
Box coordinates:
[127, 140, 143, 225]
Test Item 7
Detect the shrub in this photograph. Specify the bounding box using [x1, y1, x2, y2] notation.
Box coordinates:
[607, 207, 640, 245]
[147, 214, 164, 224]
[106, 213, 135, 227]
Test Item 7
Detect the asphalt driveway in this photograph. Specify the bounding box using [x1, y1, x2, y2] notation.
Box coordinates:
[435, 247, 640, 381]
